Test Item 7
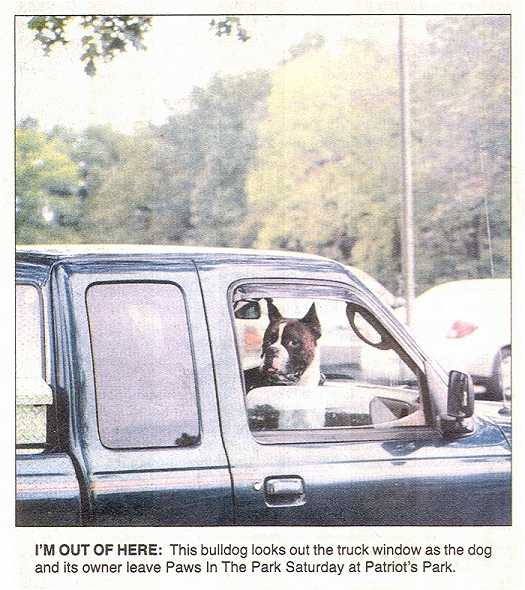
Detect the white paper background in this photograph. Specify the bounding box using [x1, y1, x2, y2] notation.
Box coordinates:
[3, 1, 523, 588]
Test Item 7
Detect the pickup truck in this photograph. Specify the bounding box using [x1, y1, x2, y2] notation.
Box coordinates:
[15, 245, 511, 526]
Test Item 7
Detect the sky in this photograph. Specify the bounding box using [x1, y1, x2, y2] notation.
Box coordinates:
[16, 15, 430, 133]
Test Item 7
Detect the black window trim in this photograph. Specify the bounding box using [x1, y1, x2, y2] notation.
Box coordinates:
[228, 277, 438, 444]
[85, 279, 202, 451]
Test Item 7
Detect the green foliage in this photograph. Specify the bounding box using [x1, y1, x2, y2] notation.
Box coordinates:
[16, 125, 82, 243]
[411, 15, 510, 290]
[244, 17, 509, 293]
[28, 16, 153, 75]
[209, 17, 250, 42]
[81, 127, 167, 242]
[245, 40, 402, 290]
[28, 15, 249, 76]
[177, 71, 271, 246]
[19, 16, 509, 295]
[80, 71, 270, 245]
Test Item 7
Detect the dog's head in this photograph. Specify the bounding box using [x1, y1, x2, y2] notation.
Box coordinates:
[259, 299, 322, 385]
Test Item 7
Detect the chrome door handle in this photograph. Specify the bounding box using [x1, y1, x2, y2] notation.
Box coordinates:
[264, 477, 306, 506]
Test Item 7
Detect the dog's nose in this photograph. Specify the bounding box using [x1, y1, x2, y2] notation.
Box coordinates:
[263, 348, 284, 372]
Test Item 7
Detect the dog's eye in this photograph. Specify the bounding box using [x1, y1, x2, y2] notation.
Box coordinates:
[288, 339, 299, 348]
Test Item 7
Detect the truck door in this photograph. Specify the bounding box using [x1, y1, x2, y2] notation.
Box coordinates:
[53, 259, 233, 526]
[202, 270, 510, 526]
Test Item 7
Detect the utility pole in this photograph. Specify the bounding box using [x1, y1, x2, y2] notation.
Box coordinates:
[398, 15, 416, 327]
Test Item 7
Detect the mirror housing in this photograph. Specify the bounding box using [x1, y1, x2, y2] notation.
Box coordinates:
[447, 370, 474, 419]
[234, 299, 261, 320]
[442, 370, 475, 437]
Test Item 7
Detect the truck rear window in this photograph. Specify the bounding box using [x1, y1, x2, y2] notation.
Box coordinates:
[16, 284, 44, 379]
[86, 282, 200, 449]
[16, 284, 51, 449]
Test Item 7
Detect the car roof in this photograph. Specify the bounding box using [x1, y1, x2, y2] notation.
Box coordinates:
[16, 244, 321, 258]
[16, 243, 328, 261]
[416, 279, 510, 314]
[419, 278, 510, 297]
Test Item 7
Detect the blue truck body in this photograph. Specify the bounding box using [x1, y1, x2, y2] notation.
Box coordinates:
[15, 246, 511, 526]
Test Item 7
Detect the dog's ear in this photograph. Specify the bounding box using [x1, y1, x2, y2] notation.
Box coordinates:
[266, 298, 283, 322]
[301, 303, 321, 339]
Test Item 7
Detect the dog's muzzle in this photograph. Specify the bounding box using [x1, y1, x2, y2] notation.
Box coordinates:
[261, 345, 302, 384]
[261, 358, 301, 385]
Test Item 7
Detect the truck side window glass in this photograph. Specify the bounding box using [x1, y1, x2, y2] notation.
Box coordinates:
[16, 285, 44, 379]
[16, 284, 50, 449]
[87, 282, 200, 449]
[234, 294, 426, 435]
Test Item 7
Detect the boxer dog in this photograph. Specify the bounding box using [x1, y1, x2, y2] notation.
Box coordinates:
[244, 299, 323, 392]
[244, 299, 326, 429]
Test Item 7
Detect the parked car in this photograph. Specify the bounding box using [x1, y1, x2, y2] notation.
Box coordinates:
[410, 279, 510, 399]
[16, 245, 510, 526]
[360, 278, 511, 400]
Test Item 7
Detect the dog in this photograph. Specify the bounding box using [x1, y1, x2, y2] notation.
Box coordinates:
[244, 299, 326, 429]
[244, 299, 323, 391]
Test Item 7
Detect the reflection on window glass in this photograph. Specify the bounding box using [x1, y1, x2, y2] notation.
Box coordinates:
[16, 285, 44, 378]
[87, 282, 200, 449]
[233, 293, 425, 433]
[16, 284, 49, 448]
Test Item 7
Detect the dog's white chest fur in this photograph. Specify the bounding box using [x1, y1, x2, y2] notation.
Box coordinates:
[277, 349, 325, 430]
[255, 301, 325, 430]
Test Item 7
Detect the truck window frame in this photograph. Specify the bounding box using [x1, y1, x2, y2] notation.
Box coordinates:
[229, 278, 437, 445]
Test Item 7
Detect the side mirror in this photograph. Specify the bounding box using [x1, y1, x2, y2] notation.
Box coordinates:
[234, 299, 261, 320]
[447, 370, 474, 419]
[443, 370, 475, 438]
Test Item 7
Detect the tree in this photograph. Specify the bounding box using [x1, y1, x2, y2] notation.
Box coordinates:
[245, 17, 509, 293]
[16, 124, 82, 242]
[81, 126, 172, 242]
[21, 14, 510, 294]
[170, 71, 271, 246]
[244, 39, 403, 291]
[28, 15, 248, 75]
[81, 70, 271, 245]
[411, 16, 510, 290]
[70, 125, 124, 198]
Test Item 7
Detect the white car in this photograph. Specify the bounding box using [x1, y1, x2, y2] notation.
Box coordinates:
[410, 279, 510, 399]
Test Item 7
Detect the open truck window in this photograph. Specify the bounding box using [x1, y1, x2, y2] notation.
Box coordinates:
[233, 289, 426, 437]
